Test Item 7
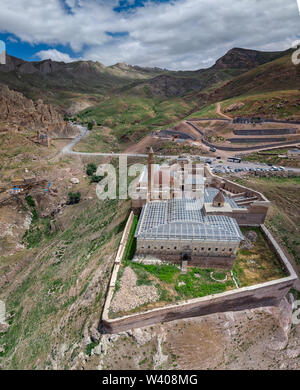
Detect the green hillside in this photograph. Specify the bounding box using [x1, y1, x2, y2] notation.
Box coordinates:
[77, 95, 197, 150]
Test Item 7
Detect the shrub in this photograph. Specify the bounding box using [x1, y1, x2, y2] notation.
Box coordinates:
[25, 195, 35, 208]
[87, 122, 93, 130]
[68, 192, 81, 205]
[86, 163, 97, 176]
[90, 174, 103, 183]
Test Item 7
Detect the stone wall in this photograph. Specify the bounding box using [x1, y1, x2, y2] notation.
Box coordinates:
[233, 128, 297, 136]
[153, 253, 236, 269]
[185, 121, 300, 152]
[100, 225, 298, 333]
[228, 137, 287, 143]
[136, 238, 238, 269]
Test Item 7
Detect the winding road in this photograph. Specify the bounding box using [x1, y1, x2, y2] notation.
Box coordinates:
[61, 124, 300, 173]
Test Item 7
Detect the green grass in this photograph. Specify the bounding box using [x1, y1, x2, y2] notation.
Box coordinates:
[244, 151, 300, 168]
[231, 175, 300, 271]
[122, 215, 138, 263]
[219, 89, 300, 119]
[130, 263, 233, 300]
[187, 103, 220, 119]
[75, 95, 197, 151]
[131, 263, 179, 283]
[233, 227, 287, 287]
[0, 196, 131, 369]
[175, 268, 233, 299]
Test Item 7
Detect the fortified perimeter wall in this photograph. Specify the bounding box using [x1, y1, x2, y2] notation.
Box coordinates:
[101, 224, 297, 334]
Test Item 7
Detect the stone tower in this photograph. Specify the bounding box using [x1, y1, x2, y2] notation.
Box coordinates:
[148, 147, 154, 201]
[213, 190, 225, 207]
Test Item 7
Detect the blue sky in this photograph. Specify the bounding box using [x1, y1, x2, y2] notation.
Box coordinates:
[0, 0, 299, 70]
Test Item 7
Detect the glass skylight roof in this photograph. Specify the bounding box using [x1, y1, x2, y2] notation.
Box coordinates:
[135, 199, 243, 242]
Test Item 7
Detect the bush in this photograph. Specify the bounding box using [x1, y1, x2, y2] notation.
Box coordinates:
[87, 122, 93, 130]
[25, 195, 35, 208]
[86, 163, 97, 176]
[68, 192, 81, 205]
[90, 174, 103, 183]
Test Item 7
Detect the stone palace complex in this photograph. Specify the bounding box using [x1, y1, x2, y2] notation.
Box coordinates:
[131, 149, 270, 269]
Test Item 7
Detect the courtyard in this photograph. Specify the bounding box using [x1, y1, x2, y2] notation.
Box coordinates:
[109, 223, 287, 319]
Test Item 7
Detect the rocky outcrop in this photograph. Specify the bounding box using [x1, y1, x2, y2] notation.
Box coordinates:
[134, 74, 204, 97]
[224, 102, 245, 112]
[212, 47, 290, 70]
[0, 84, 73, 135]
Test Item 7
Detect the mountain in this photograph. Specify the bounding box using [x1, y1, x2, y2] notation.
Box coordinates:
[210, 52, 300, 101]
[0, 83, 73, 136]
[121, 48, 291, 98]
[211, 47, 291, 70]
[0, 54, 166, 108]
[0, 47, 294, 109]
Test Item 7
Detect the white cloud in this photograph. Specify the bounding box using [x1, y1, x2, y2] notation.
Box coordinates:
[35, 49, 76, 62]
[0, 0, 299, 70]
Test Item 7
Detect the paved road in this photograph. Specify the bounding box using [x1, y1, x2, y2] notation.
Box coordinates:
[62, 125, 300, 173]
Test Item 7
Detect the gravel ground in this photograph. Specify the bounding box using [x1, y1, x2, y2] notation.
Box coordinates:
[111, 267, 159, 313]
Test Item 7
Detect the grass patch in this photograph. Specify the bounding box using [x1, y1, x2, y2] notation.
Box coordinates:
[234, 227, 287, 287]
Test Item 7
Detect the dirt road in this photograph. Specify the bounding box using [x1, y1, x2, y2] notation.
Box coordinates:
[216, 102, 232, 120]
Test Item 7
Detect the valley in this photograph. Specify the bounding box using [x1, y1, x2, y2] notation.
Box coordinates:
[0, 45, 300, 370]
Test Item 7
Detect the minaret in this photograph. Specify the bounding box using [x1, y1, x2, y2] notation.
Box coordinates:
[148, 147, 154, 201]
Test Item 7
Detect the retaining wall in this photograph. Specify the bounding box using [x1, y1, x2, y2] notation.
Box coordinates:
[158, 129, 196, 140]
[233, 129, 297, 136]
[100, 225, 298, 333]
[186, 121, 300, 152]
[228, 137, 287, 143]
[187, 118, 230, 122]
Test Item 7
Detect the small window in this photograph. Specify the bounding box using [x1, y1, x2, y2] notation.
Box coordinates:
[161, 246, 164, 249]
[174, 246, 177, 250]
[215, 248, 218, 252]
[229, 248, 232, 252]
[201, 247, 205, 251]
[208, 248, 211, 251]
[148, 246, 150, 249]
[222, 248, 225, 252]
[194, 248, 197, 251]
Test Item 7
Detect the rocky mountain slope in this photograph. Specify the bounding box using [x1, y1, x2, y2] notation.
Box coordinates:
[122, 48, 291, 97]
[0, 47, 292, 105]
[211, 52, 300, 101]
[0, 54, 166, 106]
[0, 84, 73, 136]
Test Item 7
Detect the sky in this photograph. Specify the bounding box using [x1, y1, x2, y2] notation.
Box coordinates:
[0, 0, 299, 70]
